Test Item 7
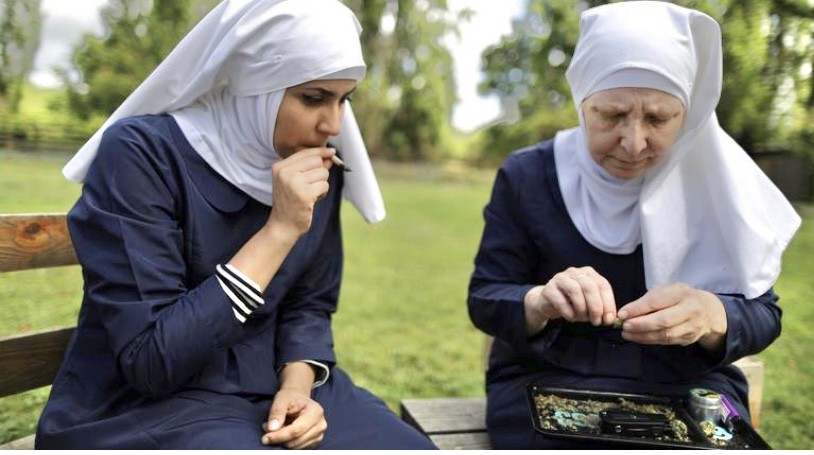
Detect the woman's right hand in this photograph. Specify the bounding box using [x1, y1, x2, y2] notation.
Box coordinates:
[524, 266, 617, 335]
[262, 388, 327, 449]
[268, 147, 335, 237]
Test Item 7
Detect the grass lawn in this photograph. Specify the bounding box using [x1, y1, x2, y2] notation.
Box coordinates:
[1, 150, 812, 449]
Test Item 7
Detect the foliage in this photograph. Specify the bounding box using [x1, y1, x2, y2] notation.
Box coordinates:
[0, 0, 41, 113]
[716, 0, 774, 152]
[474, 105, 575, 167]
[476, 0, 814, 164]
[60, 0, 192, 121]
[0, 85, 101, 151]
[344, 0, 461, 161]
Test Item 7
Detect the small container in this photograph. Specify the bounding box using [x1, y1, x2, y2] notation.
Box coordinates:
[688, 388, 722, 423]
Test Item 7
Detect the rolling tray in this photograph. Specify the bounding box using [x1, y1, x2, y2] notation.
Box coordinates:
[527, 384, 770, 449]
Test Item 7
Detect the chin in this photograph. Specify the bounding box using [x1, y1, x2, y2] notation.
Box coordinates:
[609, 169, 646, 180]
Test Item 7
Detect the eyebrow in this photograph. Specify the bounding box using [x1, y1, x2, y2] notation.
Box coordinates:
[300, 86, 357, 98]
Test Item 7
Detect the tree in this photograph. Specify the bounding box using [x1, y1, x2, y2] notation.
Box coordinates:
[0, 0, 41, 113]
[477, 0, 814, 165]
[62, 0, 193, 121]
[476, 0, 588, 164]
[345, 0, 460, 161]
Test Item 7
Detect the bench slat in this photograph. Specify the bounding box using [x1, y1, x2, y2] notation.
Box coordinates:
[400, 397, 491, 450]
[400, 397, 486, 434]
[0, 327, 75, 398]
[0, 434, 36, 450]
[429, 432, 491, 450]
[0, 214, 77, 272]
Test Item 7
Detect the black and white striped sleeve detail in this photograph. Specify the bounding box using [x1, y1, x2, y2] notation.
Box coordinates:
[215, 264, 264, 323]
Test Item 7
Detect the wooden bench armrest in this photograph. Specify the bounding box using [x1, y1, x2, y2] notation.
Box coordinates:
[0, 213, 77, 272]
[0, 327, 75, 398]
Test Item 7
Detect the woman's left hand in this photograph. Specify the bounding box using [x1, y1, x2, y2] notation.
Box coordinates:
[261, 388, 327, 449]
[616, 283, 727, 352]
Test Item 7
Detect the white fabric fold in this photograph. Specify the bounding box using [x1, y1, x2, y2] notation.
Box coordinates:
[62, 0, 386, 223]
[557, 1, 801, 298]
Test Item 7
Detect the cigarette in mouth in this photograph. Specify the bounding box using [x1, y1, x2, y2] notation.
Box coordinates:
[331, 155, 352, 172]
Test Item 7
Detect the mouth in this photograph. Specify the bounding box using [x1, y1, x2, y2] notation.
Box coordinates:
[609, 156, 653, 168]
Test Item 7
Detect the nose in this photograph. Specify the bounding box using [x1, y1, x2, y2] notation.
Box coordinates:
[618, 120, 648, 156]
[317, 103, 344, 137]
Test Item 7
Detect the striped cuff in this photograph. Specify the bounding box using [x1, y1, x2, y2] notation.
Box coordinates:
[215, 264, 264, 323]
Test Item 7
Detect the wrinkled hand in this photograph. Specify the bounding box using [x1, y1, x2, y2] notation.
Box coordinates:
[261, 388, 327, 449]
[268, 147, 336, 238]
[617, 283, 727, 351]
[525, 266, 617, 334]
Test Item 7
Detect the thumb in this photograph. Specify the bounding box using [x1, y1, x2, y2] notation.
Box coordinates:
[267, 398, 290, 431]
[618, 287, 669, 320]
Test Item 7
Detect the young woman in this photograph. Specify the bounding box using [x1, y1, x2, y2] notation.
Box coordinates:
[36, 0, 435, 449]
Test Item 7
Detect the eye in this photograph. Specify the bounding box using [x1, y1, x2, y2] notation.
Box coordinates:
[600, 112, 625, 123]
[646, 114, 668, 126]
[341, 95, 353, 104]
[301, 94, 325, 106]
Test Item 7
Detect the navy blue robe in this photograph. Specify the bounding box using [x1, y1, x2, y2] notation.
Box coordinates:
[36, 115, 435, 450]
[468, 140, 782, 449]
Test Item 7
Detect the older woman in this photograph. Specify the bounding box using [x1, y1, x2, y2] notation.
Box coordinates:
[468, 1, 800, 449]
[36, 0, 435, 449]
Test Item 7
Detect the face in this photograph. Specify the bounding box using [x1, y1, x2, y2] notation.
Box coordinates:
[582, 87, 686, 180]
[274, 79, 357, 158]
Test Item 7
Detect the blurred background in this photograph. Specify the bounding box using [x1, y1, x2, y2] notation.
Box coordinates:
[3, 0, 814, 188]
[1, 0, 813, 449]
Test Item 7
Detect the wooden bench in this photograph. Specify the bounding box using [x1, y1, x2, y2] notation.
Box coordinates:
[0, 213, 78, 450]
[400, 351, 766, 449]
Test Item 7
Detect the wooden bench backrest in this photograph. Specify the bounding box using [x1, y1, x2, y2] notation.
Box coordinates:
[0, 213, 78, 398]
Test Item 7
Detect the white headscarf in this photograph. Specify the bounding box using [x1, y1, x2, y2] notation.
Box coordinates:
[62, 0, 386, 223]
[555, 1, 801, 299]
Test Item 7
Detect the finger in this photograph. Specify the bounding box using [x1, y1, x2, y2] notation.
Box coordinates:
[558, 276, 588, 322]
[266, 411, 318, 447]
[284, 405, 326, 449]
[621, 320, 695, 346]
[541, 283, 575, 321]
[617, 286, 678, 321]
[281, 154, 333, 176]
[266, 396, 291, 434]
[624, 301, 687, 331]
[599, 279, 617, 326]
[621, 304, 694, 347]
[304, 181, 330, 202]
[286, 423, 327, 450]
[300, 166, 330, 185]
[573, 273, 610, 326]
[576, 268, 617, 325]
[289, 146, 336, 164]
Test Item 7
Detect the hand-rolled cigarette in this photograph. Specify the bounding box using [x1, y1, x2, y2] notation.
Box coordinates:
[331, 155, 352, 172]
[612, 318, 624, 329]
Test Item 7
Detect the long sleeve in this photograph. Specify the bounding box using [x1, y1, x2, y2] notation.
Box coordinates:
[718, 291, 782, 364]
[274, 201, 342, 369]
[69, 119, 247, 398]
[468, 162, 536, 350]
[467, 141, 784, 384]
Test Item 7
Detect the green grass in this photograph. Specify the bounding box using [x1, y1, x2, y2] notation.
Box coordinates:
[1, 151, 812, 449]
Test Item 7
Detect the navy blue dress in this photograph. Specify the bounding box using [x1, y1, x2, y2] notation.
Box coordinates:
[468, 140, 782, 449]
[35, 115, 436, 450]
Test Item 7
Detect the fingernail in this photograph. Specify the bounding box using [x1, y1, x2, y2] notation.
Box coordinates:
[618, 310, 628, 320]
[261, 436, 269, 445]
[269, 419, 281, 431]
